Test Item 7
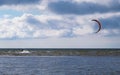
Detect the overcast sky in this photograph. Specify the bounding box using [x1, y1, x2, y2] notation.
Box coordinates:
[0, 0, 120, 48]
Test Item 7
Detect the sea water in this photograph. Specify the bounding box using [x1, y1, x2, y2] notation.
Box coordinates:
[0, 56, 119, 75]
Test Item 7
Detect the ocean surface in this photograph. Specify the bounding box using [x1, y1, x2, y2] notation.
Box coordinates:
[0, 56, 120, 75]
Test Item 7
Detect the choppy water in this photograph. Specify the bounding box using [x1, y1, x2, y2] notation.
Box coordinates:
[0, 56, 120, 75]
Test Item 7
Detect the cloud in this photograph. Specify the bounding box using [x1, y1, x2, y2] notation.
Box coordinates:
[0, 0, 42, 11]
[96, 15, 120, 36]
[25, 15, 42, 26]
[0, 13, 95, 39]
[48, 0, 120, 15]
[0, 0, 41, 6]
[0, 14, 72, 39]
[101, 16, 120, 29]
[0, 11, 120, 39]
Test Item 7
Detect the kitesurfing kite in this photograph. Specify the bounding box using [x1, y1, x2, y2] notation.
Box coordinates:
[92, 19, 102, 33]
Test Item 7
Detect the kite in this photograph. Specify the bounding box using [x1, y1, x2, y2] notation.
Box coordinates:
[92, 19, 102, 33]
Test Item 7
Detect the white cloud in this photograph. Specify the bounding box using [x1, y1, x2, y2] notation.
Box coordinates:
[33, 29, 70, 38]
[100, 29, 120, 36]
[0, 14, 72, 39]
[2, 14, 11, 18]
[0, 11, 120, 39]
[72, 0, 111, 6]
[35, 14, 62, 23]
[73, 26, 94, 35]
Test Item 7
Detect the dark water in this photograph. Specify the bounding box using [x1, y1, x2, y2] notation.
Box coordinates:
[0, 56, 120, 75]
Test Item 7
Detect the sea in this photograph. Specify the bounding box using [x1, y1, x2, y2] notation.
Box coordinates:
[0, 56, 119, 75]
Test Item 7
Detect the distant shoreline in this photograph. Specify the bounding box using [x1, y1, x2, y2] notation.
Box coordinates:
[0, 48, 119, 56]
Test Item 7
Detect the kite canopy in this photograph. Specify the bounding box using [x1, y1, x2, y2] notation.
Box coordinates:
[92, 19, 102, 33]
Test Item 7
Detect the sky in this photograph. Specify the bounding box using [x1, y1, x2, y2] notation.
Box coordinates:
[0, 0, 120, 48]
